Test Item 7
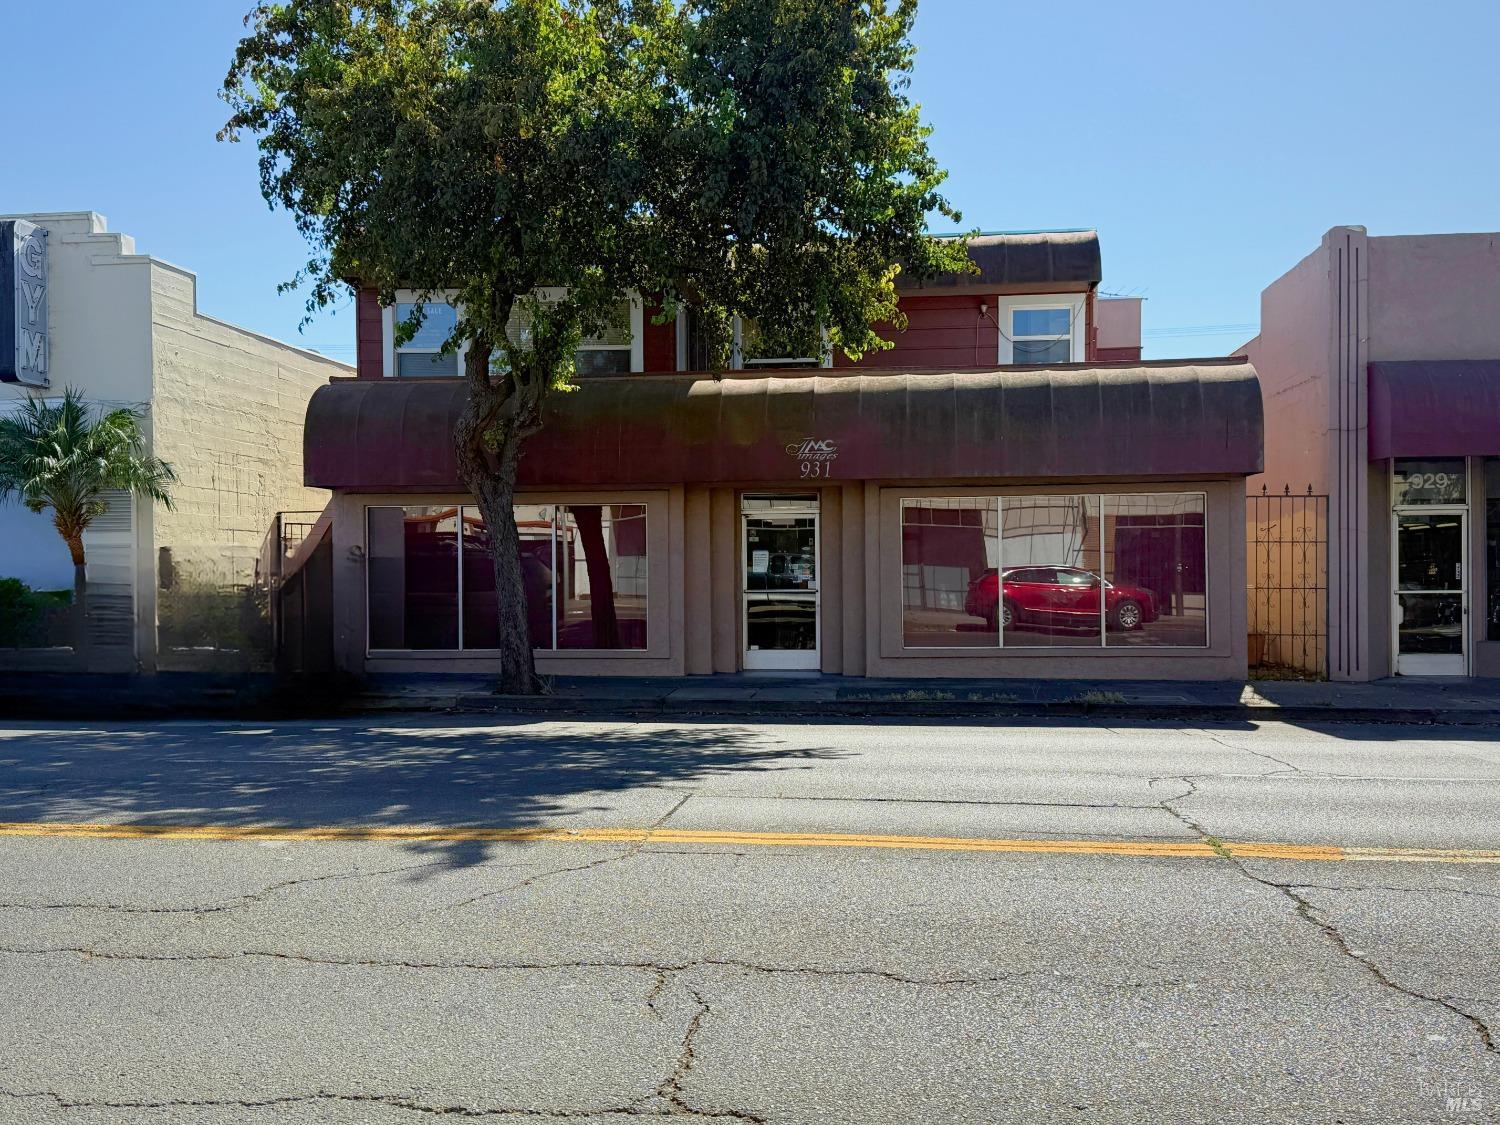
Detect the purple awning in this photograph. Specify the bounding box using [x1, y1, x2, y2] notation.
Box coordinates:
[1369, 361, 1500, 459]
[304, 360, 1263, 491]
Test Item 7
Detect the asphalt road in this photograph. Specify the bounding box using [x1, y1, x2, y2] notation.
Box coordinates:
[0, 715, 1497, 1123]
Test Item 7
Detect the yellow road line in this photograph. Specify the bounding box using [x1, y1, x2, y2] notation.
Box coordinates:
[0, 821, 1494, 863]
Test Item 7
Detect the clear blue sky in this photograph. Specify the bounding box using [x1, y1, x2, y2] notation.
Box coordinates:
[6, 0, 1499, 361]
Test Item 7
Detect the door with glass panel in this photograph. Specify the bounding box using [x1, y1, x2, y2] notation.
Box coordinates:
[1394, 511, 1467, 675]
[742, 498, 819, 670]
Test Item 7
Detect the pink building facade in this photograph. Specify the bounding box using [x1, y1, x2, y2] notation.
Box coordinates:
[1240, 226, 1500, 680]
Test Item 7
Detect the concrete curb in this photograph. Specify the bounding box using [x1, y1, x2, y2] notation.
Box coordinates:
[348, 693, 1500, 727]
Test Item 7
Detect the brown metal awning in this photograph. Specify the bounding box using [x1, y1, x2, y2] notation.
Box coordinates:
[303, 360, 1263, 491]
[1368, 360, 1500, 459]
[901, 229, 1102, 291]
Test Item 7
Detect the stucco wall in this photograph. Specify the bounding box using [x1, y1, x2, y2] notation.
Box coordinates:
[1368, 234, 1500, 362]
[1237, 246, 1332, 497]
[148, 262, 347, 670]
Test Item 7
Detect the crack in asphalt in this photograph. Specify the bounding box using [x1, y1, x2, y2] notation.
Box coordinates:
[0, 859, 457, 917]
[1154, 774, 1499, 1056]
[1191, 729, 1302, 775]
[0, 1086, 756, 1120]
[444, 794, 698, 912]
[702, 794, 1166, 810]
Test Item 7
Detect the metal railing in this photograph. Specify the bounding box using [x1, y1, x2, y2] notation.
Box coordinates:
[1246, 485, 1329, 679]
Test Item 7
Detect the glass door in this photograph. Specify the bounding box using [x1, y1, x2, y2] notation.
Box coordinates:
[1394, 510, 1467, 675]
[743, 503, 819, 671]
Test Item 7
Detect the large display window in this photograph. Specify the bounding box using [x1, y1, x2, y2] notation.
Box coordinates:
[367, 503, 648, 652]
[900, 493, 1208, 649]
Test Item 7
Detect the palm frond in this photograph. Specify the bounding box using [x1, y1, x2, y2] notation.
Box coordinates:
[0, 388, 177, 534]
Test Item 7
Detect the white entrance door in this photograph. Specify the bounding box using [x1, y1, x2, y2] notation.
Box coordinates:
[1394, 509, 1467, 676]
[742, 504, 820, 671]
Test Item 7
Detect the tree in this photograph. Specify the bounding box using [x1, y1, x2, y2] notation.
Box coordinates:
[222, 0, 968, 692]
[0, 390, 176, 662]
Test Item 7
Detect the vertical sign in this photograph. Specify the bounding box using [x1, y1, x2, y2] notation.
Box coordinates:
[0, 220, 49, 386]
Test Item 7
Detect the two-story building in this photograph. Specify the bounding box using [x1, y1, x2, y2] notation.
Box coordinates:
[1240, 225, 1500, 680]
[0, 212, 350, 672]
[296, 229, 1264, 680]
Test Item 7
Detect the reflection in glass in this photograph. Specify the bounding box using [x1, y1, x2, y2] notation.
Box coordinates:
[745, 594, 817, 651]
[1398, 593, 1464, 655]
[557, 505, 648, 649]
[900, 499, 999, 647]
[368, 506, 459, 649]
[461, 506, 558, 650]
[1000, 497, 1103, 647]
[1104, 494, 1207, 648]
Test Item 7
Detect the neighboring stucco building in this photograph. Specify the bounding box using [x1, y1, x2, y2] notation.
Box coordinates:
[289, 229, 1262, 681]
[0, 212, 351, 672]
[1239, 225, 1500, 680]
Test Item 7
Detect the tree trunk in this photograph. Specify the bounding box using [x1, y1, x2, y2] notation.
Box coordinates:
[454, 331, 541, 694]
[571, 504, 619, 649]
[65, 536, 90, 668]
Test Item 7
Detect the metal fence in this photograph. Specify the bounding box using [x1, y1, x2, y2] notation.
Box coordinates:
[1246, 485, 1329, 679]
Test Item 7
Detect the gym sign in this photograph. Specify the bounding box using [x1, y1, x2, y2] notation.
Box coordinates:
[1, 220, 49, 386]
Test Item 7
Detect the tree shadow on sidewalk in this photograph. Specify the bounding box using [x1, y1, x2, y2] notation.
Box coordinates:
[0, 718, 843, 871]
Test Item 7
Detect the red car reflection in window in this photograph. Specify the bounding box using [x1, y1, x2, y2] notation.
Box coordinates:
[964, 566, 1158, 632]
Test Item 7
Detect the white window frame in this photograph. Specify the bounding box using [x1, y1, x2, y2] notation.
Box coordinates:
[383, 288, 644, 377]
[996, 295, 1085, 365]
[730, 315, 833, 370]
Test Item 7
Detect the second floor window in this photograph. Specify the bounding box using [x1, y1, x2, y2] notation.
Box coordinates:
[394, 301, 460, 376]
[1008, 306, 1073, 365]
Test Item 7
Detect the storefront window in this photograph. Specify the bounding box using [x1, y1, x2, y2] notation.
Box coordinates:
[901, 499, 1000, 647]
[1000, 497, 1104, 647]
[367, 503, 647, 651]
[900, 493, 1208, 650]
[368, 506, 460, 649]
[1484, 460, 1500, 641]
[1393, 459, 1466, 506]
[1102, 494, 1207, 647]
[557, 505, 648, 649]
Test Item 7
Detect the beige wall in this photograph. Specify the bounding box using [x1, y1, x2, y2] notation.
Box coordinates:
[331, 478, 1249, 681]
[1096, 297, 1143, 353]
[147, 261, 344, 670]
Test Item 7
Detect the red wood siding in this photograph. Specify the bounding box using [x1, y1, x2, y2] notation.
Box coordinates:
[356, 288, 384, 379]
[642, 298, 677, 372]
[837, 294, 998, 369]
[1097, 346, 1143, 363]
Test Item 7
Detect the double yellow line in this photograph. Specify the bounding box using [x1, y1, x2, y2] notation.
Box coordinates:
[0, 821, 1495, 864]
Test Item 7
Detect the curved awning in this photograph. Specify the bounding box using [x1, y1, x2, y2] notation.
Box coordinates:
[1369, 360, 1500, 459]
[304, 360, 1263, 491]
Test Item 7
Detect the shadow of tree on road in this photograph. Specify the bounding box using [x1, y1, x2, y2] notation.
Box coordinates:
[0, 718, 843, 871]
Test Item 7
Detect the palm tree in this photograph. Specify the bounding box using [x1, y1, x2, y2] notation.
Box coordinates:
[0, 389, 175, 661]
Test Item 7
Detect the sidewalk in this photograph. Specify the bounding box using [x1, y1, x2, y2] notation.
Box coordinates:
[2, 670, 1497, 724]
[354, 672, 1500, 726]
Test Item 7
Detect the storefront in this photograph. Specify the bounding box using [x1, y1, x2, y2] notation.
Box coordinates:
[302, 358, 1263, 680]
[1370, 361, 1500, 677]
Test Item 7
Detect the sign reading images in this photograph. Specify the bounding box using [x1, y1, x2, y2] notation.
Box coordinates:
[785, 437, 838, 478]
[1, 220, 49, 386]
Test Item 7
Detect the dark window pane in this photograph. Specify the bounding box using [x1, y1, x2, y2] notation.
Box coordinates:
[367, 506, 459, 650]
[575, 349, 632, 376]
[901, 499, 999, 647]
[1398, 593, 1464, 655]
[1396, 512, 1464, 592]
[1103, 494, 1207, 647]
[396, 351, 458, 376]
[1001, 497, 1102, 647]
[746, 594, 816, 651]
[1009, 336, 1071, 365]
[461, 504, 556, 650]
[745, 516, 817, 591]
[557, 505, 648, 650]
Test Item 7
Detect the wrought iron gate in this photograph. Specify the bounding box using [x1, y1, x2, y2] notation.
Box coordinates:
[1246, 485, 1328, 678]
